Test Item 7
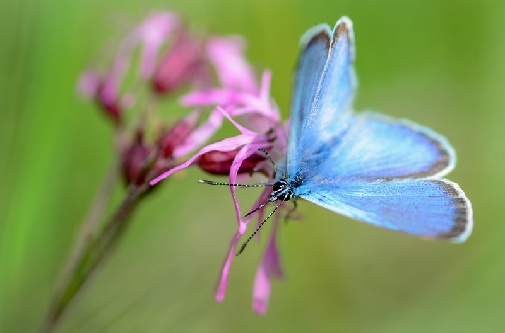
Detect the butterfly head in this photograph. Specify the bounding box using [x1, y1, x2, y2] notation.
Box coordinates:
[270, 179, 294, 202]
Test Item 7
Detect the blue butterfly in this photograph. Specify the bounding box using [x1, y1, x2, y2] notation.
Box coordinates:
[272, 16, 473, 242]
[204, 17, 473, 254]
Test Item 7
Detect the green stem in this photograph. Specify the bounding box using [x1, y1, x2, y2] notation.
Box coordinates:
[39, 171, 150, 333]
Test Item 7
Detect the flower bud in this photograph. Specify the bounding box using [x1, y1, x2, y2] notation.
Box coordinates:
[152, 32, 206, 95]
[157, 111, 200, 159]
[121, 129, 152, 185]
[77, 70, 124, 125]
[96, 80, 123, 124]
[197, 147, 270, 176]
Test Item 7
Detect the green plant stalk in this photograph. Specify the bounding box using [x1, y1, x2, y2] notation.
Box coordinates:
[39, 179, 150, 333]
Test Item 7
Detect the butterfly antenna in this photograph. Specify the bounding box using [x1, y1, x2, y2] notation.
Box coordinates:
[198, 179, 273, 187]
[236, 202, 282, 256]
[258, 149, 276, 168]
[244, 199, 270, 218]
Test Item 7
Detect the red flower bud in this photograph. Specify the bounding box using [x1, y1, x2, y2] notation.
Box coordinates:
[121, 129, 152, 185]
[197, 147, 270, 176]
[96, 82, 122, 125]
[157, 111, 200, 158]
[152, 32, 206, 95]
[77, 70, 124, 125]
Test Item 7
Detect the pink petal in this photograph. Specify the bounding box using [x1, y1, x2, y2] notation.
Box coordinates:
[252, 265, 270, 314]
[238, 72, 280, 118]
[182, 72, 278, 123]
[181, 88, 239, 107]
[279, 120, 290, 148]
[77, 70, 101, 98]
[252, 214, 284, 314]
[218, 106, 255, 137]
[215, 231, 240, 302]
[259, 70, 272, 102]
[135, 12, 180, 78]
[172, 108, 223, 158]
[206, 36, 258, 93]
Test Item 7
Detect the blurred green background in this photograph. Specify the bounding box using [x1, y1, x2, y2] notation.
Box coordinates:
[1, 0, 504, 332]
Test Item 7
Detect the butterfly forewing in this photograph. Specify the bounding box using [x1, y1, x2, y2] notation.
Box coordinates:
[312, 112, 456, 182]
[289, 24, 330, 151]
[287, 17, 356, 179]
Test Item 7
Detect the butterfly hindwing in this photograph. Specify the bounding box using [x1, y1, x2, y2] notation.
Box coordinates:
[297, 179, 472, 242]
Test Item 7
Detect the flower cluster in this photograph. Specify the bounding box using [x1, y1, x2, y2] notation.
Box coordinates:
[79, 11, 290, 314]
[150, 60, 290, 314]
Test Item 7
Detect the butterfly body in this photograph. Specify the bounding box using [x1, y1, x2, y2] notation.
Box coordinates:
[269, 179, 295, 202]
[269, 16, 472, 242]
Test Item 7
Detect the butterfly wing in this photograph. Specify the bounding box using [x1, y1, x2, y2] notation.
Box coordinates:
[298, 179, 472, 242]
[286, 18, 472, 241]
[313, 111, 456, 182]
[286, 17, 356, 179]
[290, 111, 470, 240]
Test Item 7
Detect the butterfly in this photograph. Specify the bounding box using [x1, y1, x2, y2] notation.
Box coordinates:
[203, 17, 473, 254]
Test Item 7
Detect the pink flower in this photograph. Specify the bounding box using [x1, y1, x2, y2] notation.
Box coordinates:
[176, 70, 283, 157]
[77, 12, 181, 121]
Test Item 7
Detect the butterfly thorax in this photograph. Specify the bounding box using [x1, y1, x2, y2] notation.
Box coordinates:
[269, 179, 295, 202]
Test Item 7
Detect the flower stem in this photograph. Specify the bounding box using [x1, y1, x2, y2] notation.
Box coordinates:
[39, 167, 150, 333]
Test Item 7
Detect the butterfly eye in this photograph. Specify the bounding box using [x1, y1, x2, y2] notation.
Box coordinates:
[272, 180, 285, 192]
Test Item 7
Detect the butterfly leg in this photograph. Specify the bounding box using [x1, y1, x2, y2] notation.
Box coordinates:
[283, 199, 298, 224]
